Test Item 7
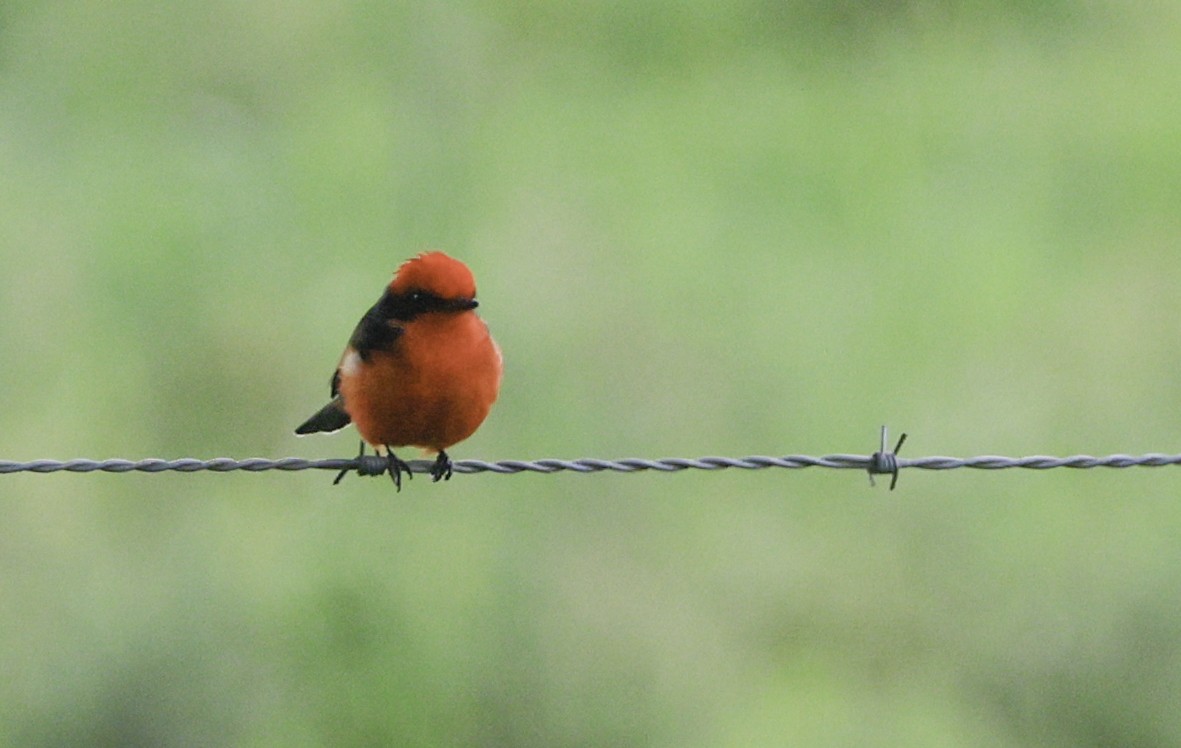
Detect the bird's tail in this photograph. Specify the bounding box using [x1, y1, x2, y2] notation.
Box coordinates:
[295, 397, 352, 435]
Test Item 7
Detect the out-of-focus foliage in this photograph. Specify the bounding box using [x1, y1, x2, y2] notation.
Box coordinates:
[3, 1, 1181, 745]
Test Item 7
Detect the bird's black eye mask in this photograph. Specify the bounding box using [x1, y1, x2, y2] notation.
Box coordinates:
[378, 288, 477, 322]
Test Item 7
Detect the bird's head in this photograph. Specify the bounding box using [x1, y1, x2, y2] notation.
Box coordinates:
[383, 252, 480, 320]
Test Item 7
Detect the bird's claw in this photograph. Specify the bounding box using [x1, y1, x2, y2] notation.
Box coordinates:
[332, 442, 448, 489]
[430, 451, 453, 482]
[385, 446, 412, 491]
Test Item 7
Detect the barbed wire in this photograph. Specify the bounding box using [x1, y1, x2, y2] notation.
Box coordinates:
[2, 428, 1180, 490]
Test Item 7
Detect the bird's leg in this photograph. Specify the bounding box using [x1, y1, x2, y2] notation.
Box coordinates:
[384, 445, 413, 491]
[333, 440, 365, 485]
[430, 450, 453, 482]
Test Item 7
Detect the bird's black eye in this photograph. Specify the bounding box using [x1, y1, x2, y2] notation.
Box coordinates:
[383, 288, 448, 321]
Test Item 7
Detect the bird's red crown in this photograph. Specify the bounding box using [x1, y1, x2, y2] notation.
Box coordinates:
[390, 251, 477, 300]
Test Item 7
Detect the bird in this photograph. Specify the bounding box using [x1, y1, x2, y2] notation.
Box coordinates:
[295, 252, 502, 489]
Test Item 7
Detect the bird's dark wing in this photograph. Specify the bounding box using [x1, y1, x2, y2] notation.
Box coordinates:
[347, 301, 405, 362]
[295, 294, 405, 437]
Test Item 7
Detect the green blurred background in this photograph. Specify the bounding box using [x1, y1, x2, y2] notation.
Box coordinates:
[3, 1, 1181, 745]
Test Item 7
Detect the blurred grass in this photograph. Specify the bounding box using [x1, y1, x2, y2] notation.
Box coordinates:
[3, 1, 1181, 745]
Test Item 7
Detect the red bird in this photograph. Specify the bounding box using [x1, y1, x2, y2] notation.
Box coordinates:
[296, 252, 502, 488]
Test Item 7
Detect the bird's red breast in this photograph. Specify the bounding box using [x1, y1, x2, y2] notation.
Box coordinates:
[340, 308, 502, 451]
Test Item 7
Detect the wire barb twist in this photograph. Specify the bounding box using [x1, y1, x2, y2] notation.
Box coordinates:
[867, 426, 908, 490]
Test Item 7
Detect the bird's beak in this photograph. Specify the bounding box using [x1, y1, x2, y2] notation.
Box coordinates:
[450, 298, 478, 311]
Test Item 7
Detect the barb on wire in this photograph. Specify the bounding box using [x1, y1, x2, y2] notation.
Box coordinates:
[2, 427, 1181, 486]
[868, 426, 908, 490]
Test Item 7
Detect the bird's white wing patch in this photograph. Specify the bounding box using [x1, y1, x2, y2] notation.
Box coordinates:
[340, 349, 362, 378]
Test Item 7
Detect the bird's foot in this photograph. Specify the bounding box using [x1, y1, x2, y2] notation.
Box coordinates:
[385, 446, 413, 491]
[430, 451, 453, 482]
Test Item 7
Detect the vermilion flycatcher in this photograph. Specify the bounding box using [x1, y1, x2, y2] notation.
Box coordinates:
[296, 252, 502, 488]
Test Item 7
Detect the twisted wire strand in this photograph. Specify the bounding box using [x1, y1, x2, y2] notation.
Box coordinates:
[2, 452, 1180, 475]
